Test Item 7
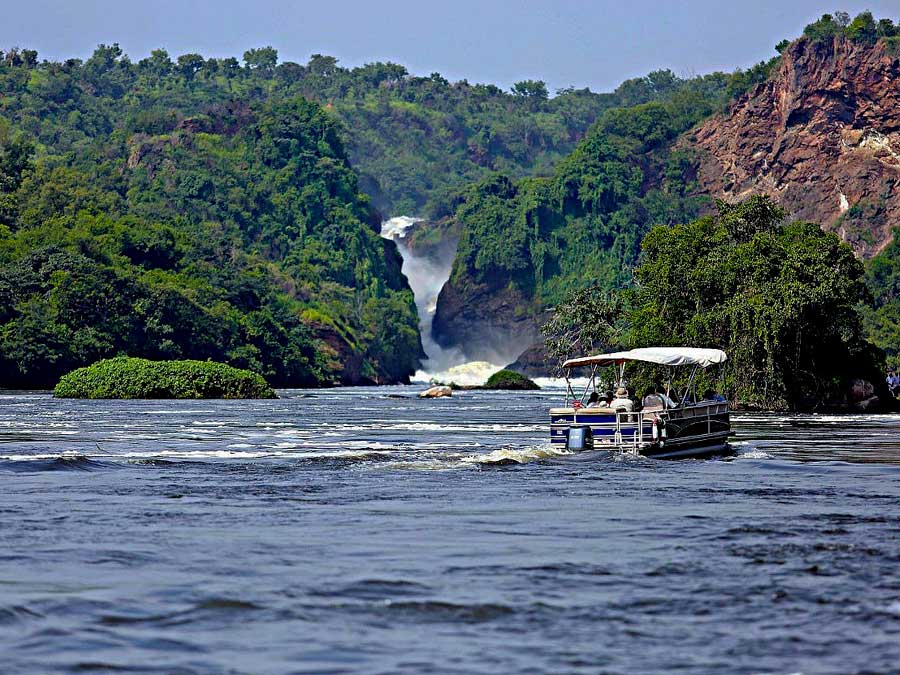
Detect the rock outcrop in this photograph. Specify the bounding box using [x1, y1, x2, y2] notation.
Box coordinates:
[505, 341, 552, 378]
[432, 276, 542, 365]
[419, 385, 452, 398]
[691, 36, 900, 258]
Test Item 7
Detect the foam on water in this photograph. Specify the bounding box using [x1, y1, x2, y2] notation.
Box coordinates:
[460, 444, 573, 465]
[412, 360, 504, 387]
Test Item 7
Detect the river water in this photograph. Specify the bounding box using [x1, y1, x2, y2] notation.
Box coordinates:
[1, 387, 898, 674]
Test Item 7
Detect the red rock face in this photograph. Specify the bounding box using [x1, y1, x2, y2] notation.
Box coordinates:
[691, 36, 900, 258]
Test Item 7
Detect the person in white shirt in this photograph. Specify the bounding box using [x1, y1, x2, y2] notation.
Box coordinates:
[609, 386, 634, 412]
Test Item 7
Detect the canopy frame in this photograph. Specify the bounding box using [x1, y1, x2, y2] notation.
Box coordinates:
[560, 347, 727, 408]
[562, 347, 727, 370]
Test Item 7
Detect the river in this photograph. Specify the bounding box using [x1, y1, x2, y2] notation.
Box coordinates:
[1, 388, 899, 673]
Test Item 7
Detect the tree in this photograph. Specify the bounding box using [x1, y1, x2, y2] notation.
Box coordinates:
[176, 53, 205, 81]
[306, 54, 338, 78]
[20, 49, 37, 68]
[846, 11, 878, 44]
[140, 48, 173, 77]
[803, 14, 840, 41]
[243, 46, 278, 72]
[84, 43, 124, 74]
[511, 79, 549, 100]
[876, 18, 897, 38]
[220, 57, 241, 76]
[629, 196, 883, 409]
[541, 286, 626, 374]
[716, 194, 784, 242]
[82, 43, 132, 97]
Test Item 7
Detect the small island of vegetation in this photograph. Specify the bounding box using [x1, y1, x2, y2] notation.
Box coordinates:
[53, 357, 277, 399]
[483, 369, 540, 390]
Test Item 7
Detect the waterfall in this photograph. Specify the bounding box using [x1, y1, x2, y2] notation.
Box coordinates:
[380, 216, 504, 385]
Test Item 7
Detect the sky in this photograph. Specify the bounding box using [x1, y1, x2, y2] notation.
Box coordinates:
[3, 1, 900, 92]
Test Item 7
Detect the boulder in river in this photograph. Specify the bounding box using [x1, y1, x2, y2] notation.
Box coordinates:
[419, 385, 453, 398]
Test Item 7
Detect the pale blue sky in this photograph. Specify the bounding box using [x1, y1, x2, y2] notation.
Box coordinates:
[3, 1, 899, 92]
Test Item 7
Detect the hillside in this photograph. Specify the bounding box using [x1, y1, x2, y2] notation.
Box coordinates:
[434, 11, 900, 370]
[691, 27, 900, 258]
[0, 44, 671, 220]
[0, 60, 421, 387]
[431, 72, 749, 362]
[0, 42, 759, 387]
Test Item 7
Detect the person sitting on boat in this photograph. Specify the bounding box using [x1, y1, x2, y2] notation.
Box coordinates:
[586, 392, 603, 408]
[643, 384, 676, 409]
[641, 388, 664, 411]
[610, 386, 634, 412]
[604, 390, 614, 406]
[701, 388, 726, 402]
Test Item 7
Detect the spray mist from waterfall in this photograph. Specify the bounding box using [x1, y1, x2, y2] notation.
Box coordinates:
[380, 216, 504, 385]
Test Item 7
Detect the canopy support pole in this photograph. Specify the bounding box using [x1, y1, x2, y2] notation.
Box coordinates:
[681, 365, 699, 407]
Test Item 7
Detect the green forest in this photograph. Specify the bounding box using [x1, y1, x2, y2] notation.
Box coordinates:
[1, 9, 900, 393]
[0, 36, 776, 388]
[445, 11, 900, 378]
[0, 57, 426, 387]
[543, 196, 884, 409]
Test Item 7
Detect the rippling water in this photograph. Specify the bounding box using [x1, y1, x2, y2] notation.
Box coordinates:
[1, 388, 899, 674]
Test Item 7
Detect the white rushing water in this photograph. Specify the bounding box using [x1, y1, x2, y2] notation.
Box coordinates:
[380, 216, 504, 384]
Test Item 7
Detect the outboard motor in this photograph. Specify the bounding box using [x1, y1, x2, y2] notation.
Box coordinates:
[566, 426, 593, 451]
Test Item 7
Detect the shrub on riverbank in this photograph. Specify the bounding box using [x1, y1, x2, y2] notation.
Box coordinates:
[53, 357, 277, 399]
[483, 370, 540, 390]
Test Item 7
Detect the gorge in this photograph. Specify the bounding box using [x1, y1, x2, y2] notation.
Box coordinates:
[380, 216, 515, 386]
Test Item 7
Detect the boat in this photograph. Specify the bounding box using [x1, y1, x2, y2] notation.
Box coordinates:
[549, 347, 732, 459]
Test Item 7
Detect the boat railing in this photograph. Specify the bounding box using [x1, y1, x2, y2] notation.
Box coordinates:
[554, 400, 728, 452]
[601, 401, 729, 452]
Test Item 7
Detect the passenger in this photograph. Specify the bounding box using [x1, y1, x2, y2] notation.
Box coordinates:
[701, 388, 726, 402]
[650, 383, 676, 409]
[604, 390, 614, 406]
[609, 386, 634, 413]
[586, 392, 602, 408]
[641, 388, 665, 410]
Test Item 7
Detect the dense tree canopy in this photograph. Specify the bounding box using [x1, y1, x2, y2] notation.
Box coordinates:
[0, 65, 422, 386]
[445, 72, 736, 315]
[541, 197, 886, 409]
[628, 197, 883, 409]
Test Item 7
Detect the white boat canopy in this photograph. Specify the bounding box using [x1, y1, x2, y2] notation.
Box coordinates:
[562, 347, 728, 369]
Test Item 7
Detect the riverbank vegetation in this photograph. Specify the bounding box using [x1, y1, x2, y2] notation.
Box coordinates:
[0, 40, 756, 390]
[438, 12, 898, 360]
[441, 64, 778, 324]
[1, 11, 897, 392]
[543, 196, 886, 410]
[53, 357, 277, 399]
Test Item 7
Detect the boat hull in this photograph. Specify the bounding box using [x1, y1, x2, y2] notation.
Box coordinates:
[549, 403, 731, 460]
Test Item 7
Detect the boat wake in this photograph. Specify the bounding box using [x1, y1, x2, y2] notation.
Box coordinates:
[460, 444, 574, 466]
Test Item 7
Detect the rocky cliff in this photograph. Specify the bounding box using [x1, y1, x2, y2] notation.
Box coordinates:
[431, 34, 900, 374]
[431, 276, 542, 365]
[692, 36, 900, 258]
